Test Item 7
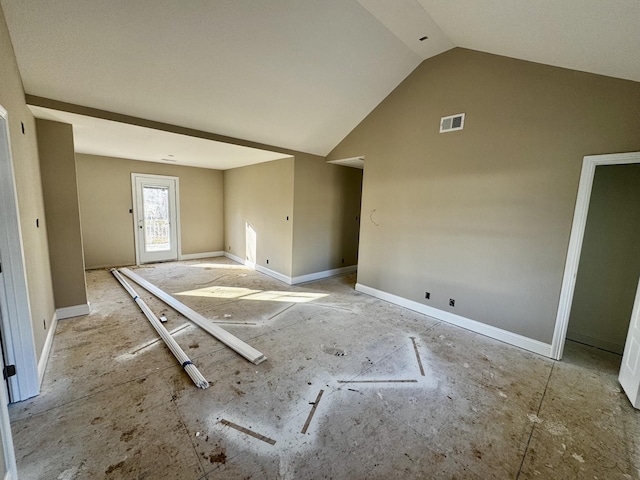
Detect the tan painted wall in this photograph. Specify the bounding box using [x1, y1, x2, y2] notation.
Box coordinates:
[292, 153, 362, 277]
[76, 154, 223, 269]
[0, 6, 55, 362]
[328, 48, 640, 344]
[36, 119, 88, 309]
[568, 164, 640, 353]
[224, 158, 294, 276]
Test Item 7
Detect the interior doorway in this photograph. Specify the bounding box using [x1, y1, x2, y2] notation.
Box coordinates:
[565, 164, 640, 355]
[551, 151, 640, 407]
[132, 174, 180, 264]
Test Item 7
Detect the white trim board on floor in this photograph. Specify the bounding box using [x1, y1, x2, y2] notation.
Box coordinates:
[56, 303, 90, 320]
[37, 312, 58, 385]
[223, 252, 357, 285]
[180, 251, 225, 261]
[550, 151, 640, 360]
[356, 283, 553, 358]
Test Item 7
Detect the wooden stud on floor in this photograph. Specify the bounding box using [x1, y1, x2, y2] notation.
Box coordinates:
[410, 336, 426, 376]
[219, 419, 276, 445]
[301, 389, 324, 434]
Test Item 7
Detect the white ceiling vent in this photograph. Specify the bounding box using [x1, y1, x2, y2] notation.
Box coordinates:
[440, 113, 465, 133]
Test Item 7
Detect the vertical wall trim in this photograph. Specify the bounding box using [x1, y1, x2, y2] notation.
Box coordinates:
[0, 105, 40, 400]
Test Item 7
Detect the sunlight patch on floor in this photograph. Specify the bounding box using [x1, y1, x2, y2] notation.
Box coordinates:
[188, 263, 251, 270]
[176, 286, 328, 303]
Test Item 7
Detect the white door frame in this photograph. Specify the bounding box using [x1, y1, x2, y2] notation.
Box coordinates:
[131, 173, 181, 265]
[0, 349, 18, 479]
[0, 105, 39, 401]
[551, 151, 640, 360]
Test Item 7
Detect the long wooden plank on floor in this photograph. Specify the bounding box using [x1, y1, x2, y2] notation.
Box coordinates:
[118, 267, 266, 365]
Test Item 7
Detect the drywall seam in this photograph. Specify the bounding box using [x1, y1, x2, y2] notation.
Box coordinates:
[180, 251, 225, 261]
[356, 283, 553, 358]
[55, 303, 90, 320]
[291, 265, 357, 285]
[37, 311, 57, 386]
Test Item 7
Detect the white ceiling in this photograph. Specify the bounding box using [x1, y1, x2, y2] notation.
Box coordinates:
[29, 106, 291, 170]
[3, 0, 639, 168]
[417, 0, 640, 83]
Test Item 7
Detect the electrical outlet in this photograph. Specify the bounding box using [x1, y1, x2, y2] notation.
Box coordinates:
[342, 258, 345, 264]
[449, 299, 455, 307]
[425, 292, 430, 299]
[266, 259, 269, 264]
[43, 319, 46, 330]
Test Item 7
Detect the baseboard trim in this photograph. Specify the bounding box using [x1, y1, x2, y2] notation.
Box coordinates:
[224, 252, 292, 284]
[567, 330, 624, 355]
[255, 264, 292, 285]
[38, 311, 58, 385]
[180, 251, 225, 261]
[355, 283, 553, 358]
[224, 253, 357, 286]
[291, 265, 357, 285]
[56, 303, 91, 320]
[224, 252, 247, 265]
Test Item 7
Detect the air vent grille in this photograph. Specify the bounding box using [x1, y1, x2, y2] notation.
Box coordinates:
[440, 113, 465, 133]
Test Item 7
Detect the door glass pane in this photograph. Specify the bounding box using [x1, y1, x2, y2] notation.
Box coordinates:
[143, 185, 171, 252]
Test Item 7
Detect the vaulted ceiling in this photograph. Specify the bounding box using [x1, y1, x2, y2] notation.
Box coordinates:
[2, 0, 639, 168]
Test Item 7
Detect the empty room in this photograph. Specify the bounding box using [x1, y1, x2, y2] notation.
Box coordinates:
[1, 1, 640, 479]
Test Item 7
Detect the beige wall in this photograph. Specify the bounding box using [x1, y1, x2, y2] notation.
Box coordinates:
[328, 48, 640, 344]
[292, 153, 362, 277]
[568, 164, 640, 353]
[224, 158, 294, 276]
[76, 154, 223, 269]
[37, 119, 87, 309]
[0, 6, 55, 363]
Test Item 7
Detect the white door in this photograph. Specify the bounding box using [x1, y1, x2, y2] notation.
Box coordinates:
[619, 277, 640, 408]
[132, 174, 180, 264]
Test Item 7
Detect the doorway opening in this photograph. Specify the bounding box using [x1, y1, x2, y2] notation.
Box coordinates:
[132, 174, 180, 265]
[551, 151, 640, 406]
[565, 164, 640, 355]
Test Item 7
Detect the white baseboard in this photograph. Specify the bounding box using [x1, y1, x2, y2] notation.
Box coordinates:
[56, 303, 91, 320]
[255, 264, 292, 285]
[567, 330, 624, 355]
[180, 251, 225, 261]
[291, 265, 357, 285]
[38, 311, 58, 385]
[224, 252, 247, 265]
[224, 252, 290, 284]
[224, 253, 356, 286]
[355, 283, 553, 358]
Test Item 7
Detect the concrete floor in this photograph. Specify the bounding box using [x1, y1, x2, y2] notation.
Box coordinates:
[9, 257, 640, 479]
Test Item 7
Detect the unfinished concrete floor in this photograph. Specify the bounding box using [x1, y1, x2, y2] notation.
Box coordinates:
[9, 257, 640, 479]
